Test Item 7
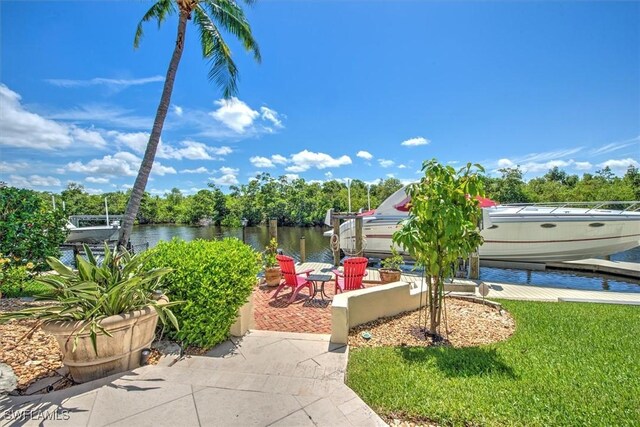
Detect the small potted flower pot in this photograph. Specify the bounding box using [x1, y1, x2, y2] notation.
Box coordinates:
[379, 246, 404, 283]
[262, 238, 282, 286]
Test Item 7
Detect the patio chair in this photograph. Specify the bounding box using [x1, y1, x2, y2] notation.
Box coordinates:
[333, 257, 368, 294]
[272, 254, 314, 303]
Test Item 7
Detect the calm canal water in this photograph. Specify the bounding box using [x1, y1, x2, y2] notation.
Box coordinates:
[129, 224, 640, 294]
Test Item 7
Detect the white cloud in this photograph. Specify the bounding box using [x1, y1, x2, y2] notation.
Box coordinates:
[325, 171, 333, 178]
[386, 173, 395, 178]
[378, 159, 395, 168]
[401, 137, 430, 147]
[210, 97, 259, 133]
[0, 161, 29, 174]
[497, 158, 514, 168]
[574, 161, 592, 170]
[172, 105, 183, 116]
[86, 177, 110, 184]
[110, 132, 231, 160]
[8, 174, 61, 188]
[519, 147, 582, 163]
[152, 163, 178, 176]
[250, 156, 275, 168]
[0, 84, 73, 150]
[522, 160, 573, 173]
[210, 174, 239, 186]
[499, 159, 575, 174]
[250, 154, 287, 168]
[110, 131, 149, 153]
[213, 146, 233, 156]
[283, 174, 299, 181]
[66, 151, 175, 177]
[48, 104, 152, 130]
[356, 151, 373, 160]
[67, 152, 138, 177]
[398, 164, 407, 169]
[84, 187, 104, 195]
[167, 140, 219, 160]
[590, 137, 638, 155]
[285, 150, 352, 173]
[71, 127, 107, 148]
[181, 167, 210, 174]
[219, 166, 239, 175]
[46, 75, 164, 89]
[260, 106, 283, 128]
[598, 158, 640, 173]
[271, 154, 288, 165]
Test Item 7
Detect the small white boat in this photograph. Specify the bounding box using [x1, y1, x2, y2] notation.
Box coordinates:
[65, 221, 120, 244]
[326, 186, 640, 262]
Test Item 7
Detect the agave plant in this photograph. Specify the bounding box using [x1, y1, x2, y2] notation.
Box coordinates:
[0, 244, 180, 353]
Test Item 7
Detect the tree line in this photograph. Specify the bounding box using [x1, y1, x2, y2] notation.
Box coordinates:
[4, 165, 638, 228]
[48, 174, 405, 227]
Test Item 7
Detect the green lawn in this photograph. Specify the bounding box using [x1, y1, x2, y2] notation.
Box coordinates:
[1, 280, 50, 298]
[347, 300, 640, 426]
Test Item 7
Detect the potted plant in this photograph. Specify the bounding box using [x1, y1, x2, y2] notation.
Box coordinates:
[0, 244, 180, 383]
[379, 246, 404, 283]
[263, 238, 281, 286]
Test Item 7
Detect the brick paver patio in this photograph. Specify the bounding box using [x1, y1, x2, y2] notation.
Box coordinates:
[253, 263, 383, 334]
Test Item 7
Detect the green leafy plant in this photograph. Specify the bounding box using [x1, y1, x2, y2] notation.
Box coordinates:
[393, 159, 484, 337]
[145, 238, 261, 348]
[0, 186, 68, 268]
[0, 255, 42, 297]
[0, 244, 180, 353]
[262, 237, 279, 268]
[380, 247, 404, 271]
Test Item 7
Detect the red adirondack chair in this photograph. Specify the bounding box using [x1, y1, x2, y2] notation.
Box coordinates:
[273, 254, 314, 303]
[333, 257, 368, 294]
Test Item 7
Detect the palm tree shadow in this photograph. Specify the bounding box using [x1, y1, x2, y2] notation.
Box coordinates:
[396, 345, 517, 379]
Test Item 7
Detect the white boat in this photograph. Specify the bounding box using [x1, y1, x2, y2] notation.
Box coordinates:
[65, 221, 120, 244]
[62, 197, 121, 244]
[325, 187, 640, 262]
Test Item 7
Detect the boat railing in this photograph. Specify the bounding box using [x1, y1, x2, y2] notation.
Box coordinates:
[500, 201, 640, 214]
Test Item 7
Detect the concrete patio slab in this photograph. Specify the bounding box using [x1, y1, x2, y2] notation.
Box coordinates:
[1, 330, 386, 427]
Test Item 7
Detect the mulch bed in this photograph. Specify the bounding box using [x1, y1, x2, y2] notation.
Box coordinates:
[349, 297, 515, 348]
[0, 298, 162, 396]
[0, 298, 68, 395]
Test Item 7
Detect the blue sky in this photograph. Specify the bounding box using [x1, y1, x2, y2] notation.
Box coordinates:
[1, 0, 638, 195]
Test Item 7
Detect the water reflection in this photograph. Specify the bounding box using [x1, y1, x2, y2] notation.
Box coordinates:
[129, 224, 640, 293]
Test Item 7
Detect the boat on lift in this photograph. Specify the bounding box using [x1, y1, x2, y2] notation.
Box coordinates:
[63, 197, 121, 244]
[325, 186, 640, 262]
[65, 221, 120, 244]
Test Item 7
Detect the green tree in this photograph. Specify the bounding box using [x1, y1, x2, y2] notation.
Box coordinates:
[118, 0, 261, 248]
[489, 167, 529, 203]
[183, 189, 217, 224]
[392, 160, 484, 337]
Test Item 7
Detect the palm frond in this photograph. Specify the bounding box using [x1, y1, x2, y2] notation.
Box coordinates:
[134, 0, 177, 48]
[203, 0, 261, 63]
[193, 5, 239, 98]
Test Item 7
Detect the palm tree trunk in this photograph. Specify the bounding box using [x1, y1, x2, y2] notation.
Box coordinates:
[118, 11, 189, 249]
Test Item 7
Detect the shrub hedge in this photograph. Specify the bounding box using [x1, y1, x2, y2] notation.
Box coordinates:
[145, 238, 260, 348]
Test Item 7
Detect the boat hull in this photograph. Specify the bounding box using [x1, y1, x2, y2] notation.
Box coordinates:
[336, 212, 640, 262]
[65, 226, 120, 244]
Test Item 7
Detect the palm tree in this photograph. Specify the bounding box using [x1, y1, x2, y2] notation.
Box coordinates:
[117, 0, 260, 248]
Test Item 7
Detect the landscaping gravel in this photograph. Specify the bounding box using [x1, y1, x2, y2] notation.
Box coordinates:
[0, 298, 67, 395]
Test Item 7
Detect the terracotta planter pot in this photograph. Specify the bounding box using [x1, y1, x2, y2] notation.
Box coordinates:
[379, 268, 402, 284]
[42, 306, 159, 383]
[264, 267, 282, 286]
